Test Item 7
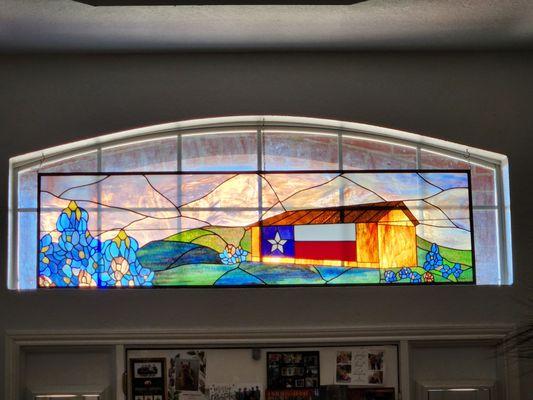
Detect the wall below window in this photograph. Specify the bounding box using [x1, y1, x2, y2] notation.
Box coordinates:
[21, 346, 115, 398]
[410, 343, 501, 397]
[0, 51, 532, 398]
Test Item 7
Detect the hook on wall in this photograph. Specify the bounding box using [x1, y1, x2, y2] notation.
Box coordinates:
[37, 152, 46, 171]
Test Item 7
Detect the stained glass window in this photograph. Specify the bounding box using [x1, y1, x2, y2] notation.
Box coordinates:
[36, 171, 475, 287]
[8, 117, 511, 289]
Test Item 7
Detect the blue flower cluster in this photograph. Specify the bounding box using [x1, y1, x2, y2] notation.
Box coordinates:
[384, 266, 423, 284]
[441, 263, 462, 279]
[383, 242, 464, 284]
[383, 270, 397, 283]
[39, 201, 100, 287]
[398, 267, 412, 279]
[38, 201, 154, 288]
[424, 243, 463, 279]
[409, 272, 422, 283]
[423, 243, 443, 271]
[219, 244, 248, 265]
[99, 230, 154, 287]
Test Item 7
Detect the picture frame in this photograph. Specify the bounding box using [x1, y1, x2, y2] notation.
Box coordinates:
[267, 351, 320, 389]
[130, 358, 167, 400]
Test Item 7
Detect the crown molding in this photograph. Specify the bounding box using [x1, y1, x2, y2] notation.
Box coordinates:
[6, 323, 515, 346]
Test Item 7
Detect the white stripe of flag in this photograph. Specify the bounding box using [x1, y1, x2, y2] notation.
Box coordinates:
[294, 223, 356, 242]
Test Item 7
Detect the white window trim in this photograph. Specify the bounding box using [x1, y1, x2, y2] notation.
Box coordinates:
[7, 115, 512, 289]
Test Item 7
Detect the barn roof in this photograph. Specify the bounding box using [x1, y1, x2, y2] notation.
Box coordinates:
[250, 201, 419, 227]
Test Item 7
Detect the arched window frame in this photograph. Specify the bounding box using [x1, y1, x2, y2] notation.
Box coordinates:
[8, 116, 512, 289]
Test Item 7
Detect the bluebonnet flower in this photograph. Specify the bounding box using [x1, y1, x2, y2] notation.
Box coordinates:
[38, 234, 60, 287]
[219, 244, 248, 265]
[410, 272, 422, 283]
[398, 267, 412, 280]
[38, 201, 154, 288]
[451, 263, 463, 278]
[99, 230, 154, 287]
[423, 243, 443, 271]
[441, 264, 452, 279]
[39, 201, 100, 287]
[384, 270, 397, 283]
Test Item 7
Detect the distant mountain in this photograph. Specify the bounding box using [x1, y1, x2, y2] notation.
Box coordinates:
[41, 172, 472, 251]
[424, 188, 471, 231]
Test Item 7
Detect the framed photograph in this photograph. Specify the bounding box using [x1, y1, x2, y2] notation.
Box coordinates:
[335, 347, 388, 386]
[208, 384, 262, 400]
[130, 358, 167, 400]
[175, 357, 200, 391]
[336, 364, 352, 383]
[368, 352, 384, 371]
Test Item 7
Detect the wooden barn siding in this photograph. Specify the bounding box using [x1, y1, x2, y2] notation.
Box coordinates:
[356, 223, 379, 263]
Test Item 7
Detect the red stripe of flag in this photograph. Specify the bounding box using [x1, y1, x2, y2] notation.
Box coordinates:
[294, 241, 357, 262]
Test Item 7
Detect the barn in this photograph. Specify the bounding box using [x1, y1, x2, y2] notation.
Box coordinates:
[249, 201, 419, 269]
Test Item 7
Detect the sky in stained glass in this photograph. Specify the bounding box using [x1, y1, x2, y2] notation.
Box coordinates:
[40, 171, 472, 250]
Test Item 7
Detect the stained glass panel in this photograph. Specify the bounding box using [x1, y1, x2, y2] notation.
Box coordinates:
[37, 170, 475, 288]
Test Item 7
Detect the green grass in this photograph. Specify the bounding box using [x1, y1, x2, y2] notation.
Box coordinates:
[164, 226, 251, 254]
[417, 236, 472, 267]
[380, 265, 474, 284]
[191, 234, 227, 253]
[165, 228, 211, 243]
[204, 226, 246, 247]
[154, 263, 234, 286]
[157, 231, 475, 285]
[239, 229, 251, 252]
[458, 267, 473, 282]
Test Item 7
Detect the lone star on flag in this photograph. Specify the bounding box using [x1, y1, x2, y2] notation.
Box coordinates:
[268, 231, 287, 254]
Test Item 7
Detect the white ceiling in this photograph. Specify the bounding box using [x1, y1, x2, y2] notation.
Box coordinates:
[1, 0, 532, 53]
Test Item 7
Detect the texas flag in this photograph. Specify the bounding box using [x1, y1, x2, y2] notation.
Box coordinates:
[260, 224, 357, 262]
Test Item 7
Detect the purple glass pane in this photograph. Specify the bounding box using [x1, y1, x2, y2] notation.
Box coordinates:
[473, 209, 500, 284]
[18, 151, 97, 209]
[343, 137, 417, 170]
[18, 211, 38, 289]
[102, 137, 177, 172]
[264, 132, 338, 170]
[182, 132, 257, 171]
[420, 150, 497, 206]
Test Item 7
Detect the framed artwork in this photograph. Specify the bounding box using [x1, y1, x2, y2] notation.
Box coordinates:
[130, 358, 167, 400]
[208, 384, 262, 400]
[335, 347, 390, 386]
[174, 351, 207, 394]
[127, 348, 206, 400]
[37, 170, 475, 288]
[267, 351, 320, 389]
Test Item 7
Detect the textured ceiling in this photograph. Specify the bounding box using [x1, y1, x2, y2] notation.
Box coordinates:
[1, 0, 533, 53]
